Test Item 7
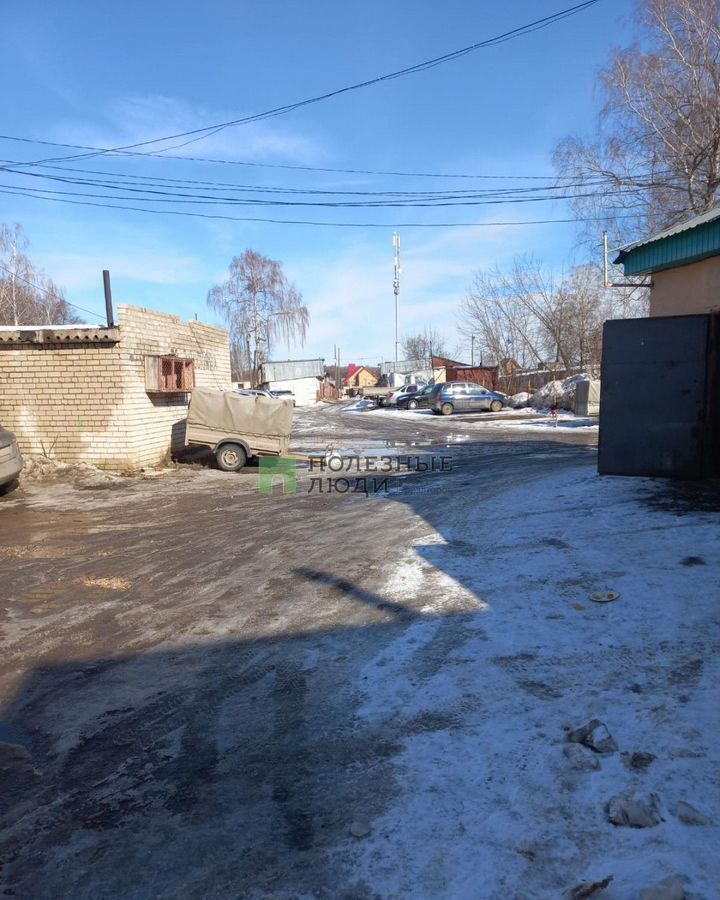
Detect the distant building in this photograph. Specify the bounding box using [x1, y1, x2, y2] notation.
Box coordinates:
[259, 358, 330, 406]
[614, 206, 720, 317]
[344, 364, 379, 388]
[498, 357, 521, 377]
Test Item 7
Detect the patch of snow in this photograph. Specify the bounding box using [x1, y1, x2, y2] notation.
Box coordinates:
[342, 398, 377, 412]
[343, 466, 720, 898]
[509, 391, 531, 408]
[531, 374, 592, 410]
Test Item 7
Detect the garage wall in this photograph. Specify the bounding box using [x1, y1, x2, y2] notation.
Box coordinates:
[0, 306, 231, 469]
[650, 257, 720, 317]
[266, 376, 319, 407]
[116, 306, 231, 466]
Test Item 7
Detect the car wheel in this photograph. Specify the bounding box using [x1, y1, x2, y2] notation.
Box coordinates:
[215, 443, 247, 472]
[408, 399, 418, 410]
[441, 402, 454, 416]
[490, 399, 502, 412]
[0, 478, 18, 497]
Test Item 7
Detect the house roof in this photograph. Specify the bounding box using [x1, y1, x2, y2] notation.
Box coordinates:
[379, 354, 471, 375]
[261, 358, 325, 381]
[343, 364, 377, 384]
[432, 354, 470, 368]
[614, 206, 720, 275]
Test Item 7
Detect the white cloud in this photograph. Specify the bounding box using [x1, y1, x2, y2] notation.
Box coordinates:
[51, 94, 327, 165]
[289, 222, 529, 361]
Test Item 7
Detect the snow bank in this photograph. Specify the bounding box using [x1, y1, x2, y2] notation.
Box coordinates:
[531, 374, 592, 410]
[509, 391, 531, 408]
[21, 455, 124, 485]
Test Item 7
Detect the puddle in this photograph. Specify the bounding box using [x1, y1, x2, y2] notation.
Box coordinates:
[18, 575, 131, 615]
[291, 439, 454, 460]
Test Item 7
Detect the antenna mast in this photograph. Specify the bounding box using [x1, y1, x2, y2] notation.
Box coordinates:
[393, 232, 401, 373]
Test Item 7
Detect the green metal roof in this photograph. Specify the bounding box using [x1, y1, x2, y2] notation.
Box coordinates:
[614, 206, 720, 275]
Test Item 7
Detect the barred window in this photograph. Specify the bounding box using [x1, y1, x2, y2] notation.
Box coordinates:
[145, 356, 195, 393]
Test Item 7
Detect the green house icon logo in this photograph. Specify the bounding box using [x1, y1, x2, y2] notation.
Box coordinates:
[259, 456, 297, 495]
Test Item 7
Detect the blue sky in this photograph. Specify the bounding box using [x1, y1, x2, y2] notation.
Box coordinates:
[2, 0, 631, 366]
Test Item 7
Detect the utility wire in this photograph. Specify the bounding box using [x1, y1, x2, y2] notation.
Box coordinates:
[0, 261, 106, 322]
[0, 133, 609, 180]
[0, 184, 640, 228]
[16, 0, 601, 166]
[0, 161, 620, 197]
[0, 175, 638, 208]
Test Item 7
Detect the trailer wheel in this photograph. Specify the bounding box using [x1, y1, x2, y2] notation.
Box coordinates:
[490, 399, 503, 412]
[215, 443, 247, 472]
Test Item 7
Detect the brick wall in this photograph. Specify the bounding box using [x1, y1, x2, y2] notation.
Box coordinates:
[0, 306, 231, 469]
[116, 305, 231, 467]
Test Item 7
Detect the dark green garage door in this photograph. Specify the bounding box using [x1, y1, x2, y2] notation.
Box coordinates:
[599, 314, 719, 477]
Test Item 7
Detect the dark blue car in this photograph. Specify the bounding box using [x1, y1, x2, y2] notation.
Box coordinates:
[429, 382, 505, 416]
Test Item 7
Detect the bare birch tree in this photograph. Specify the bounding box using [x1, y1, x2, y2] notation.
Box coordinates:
[207, 250, 309, 382]
[401, 327, 446, 360]
[460, 258, 647, 374]
[554, 0, 720, 244]
[0, 223, 78, 325]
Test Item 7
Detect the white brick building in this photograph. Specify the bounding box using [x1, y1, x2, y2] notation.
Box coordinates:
[0, 305, 231, 469]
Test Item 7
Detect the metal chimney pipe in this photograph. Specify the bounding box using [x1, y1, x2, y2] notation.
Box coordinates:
[103, 270, 114, 326]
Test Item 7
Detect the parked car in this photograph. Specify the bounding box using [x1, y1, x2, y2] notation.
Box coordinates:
[377, 382, 426, 407]
[429, 382, 505, 415]
[396, 383, 434, 411]
[269, 389, 296, 406]
[236, 388, 275, 399]
[0, 425, 23, 493]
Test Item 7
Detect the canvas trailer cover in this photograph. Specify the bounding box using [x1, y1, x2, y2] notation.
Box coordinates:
[186, 388, 293, 457]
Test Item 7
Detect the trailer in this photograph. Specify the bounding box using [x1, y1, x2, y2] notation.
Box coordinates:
[185, 387, 293, 472]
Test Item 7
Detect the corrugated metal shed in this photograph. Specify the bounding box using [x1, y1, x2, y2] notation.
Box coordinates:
[261, 358, 325, 381]
[615, 206, 720, 275]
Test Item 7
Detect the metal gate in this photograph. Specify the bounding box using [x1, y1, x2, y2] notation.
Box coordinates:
[599, 314, 719, 477]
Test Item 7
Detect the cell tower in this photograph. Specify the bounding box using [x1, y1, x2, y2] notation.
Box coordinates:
[393, 232, 401, 371]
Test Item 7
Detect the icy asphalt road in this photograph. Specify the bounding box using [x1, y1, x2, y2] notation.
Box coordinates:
[1, 405, 717, 898]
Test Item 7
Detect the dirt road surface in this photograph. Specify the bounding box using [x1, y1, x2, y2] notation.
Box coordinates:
[1, 405, 717, 898]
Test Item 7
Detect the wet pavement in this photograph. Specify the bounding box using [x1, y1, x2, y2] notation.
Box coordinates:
[0, 405, 598, 898]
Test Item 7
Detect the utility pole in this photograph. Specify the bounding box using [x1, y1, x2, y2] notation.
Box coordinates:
[252, 289, 260, 386]
[392, 232, 401, 375]
[471, 335, 475, 367]
[335, 346, 340, 399]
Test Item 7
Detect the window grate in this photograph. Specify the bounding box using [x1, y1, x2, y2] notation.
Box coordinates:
[145, 356, 195, 393]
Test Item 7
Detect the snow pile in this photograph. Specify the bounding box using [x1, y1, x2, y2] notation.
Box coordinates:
[509, 391, 531, 408]
[21, 454, 124, 485]
[531, 374, 591, 410]
[342, 398, 377, 412]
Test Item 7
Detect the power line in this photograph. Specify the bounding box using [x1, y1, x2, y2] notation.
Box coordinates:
[1, 161, 618, 197]
[0, 261, 106, 321]
[17, 0, 601, 166]
[0, 168, 640, 208]
[0, 184, 640, 228]
[0, 133, 608, 180]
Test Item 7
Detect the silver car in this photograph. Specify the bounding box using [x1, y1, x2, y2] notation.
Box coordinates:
[0, 425, 23, 493]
